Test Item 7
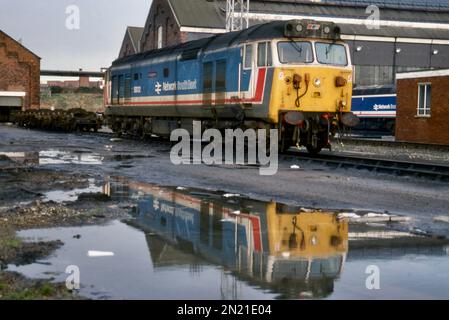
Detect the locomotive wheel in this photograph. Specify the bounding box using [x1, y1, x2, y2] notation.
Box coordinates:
[306, 144, 323, 155]
[279, 125, 295, 154]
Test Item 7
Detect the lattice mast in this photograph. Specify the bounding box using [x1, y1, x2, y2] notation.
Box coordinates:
[226, 0, 250, 32]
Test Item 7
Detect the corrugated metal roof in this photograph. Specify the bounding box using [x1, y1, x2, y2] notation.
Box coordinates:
[128, 27, 144, 45]
[340, 24, 449, 40]
[248, 0, 449, 23]
[168, 0, 449, 29]
[248, 19, 449, 40]
[317, 0, 449, 11]
[127, 27, 144, 51]
[168, 0, 226, 29]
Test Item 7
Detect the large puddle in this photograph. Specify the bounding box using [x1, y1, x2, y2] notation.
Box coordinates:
[42, 179, 103, 203]
[8, 177, 449, 300]
[0, 150, 103, 166]
[39, 150, 103, 165]
[0, 149, 154, 168]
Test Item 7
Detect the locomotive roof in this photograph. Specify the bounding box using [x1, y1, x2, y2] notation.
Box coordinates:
[112, 20, 298, 67]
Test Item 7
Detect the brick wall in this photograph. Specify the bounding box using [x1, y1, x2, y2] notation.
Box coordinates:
[140, 0, 187, 51]
[79, 76, 90, 88]
[396, 75, 449, 145]
[0, 31, 40, 110]
[119, 32, 136, 58]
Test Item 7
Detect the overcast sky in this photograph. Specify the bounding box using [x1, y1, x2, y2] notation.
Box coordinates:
[0, 0, 151, 71]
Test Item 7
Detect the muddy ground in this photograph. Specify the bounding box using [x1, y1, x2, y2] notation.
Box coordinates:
[0, 164, 131, 299]
[0, 223, 69, 299]
[1, 124, 449, 299]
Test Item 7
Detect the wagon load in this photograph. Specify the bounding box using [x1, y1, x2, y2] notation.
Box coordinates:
[13, 108, 102, 132]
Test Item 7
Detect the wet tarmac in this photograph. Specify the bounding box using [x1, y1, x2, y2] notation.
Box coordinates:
[2, 124, 449, 300]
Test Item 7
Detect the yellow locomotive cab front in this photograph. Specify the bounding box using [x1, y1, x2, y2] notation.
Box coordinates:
[267, 20, 359, 153]
[269, 66, 353, 118]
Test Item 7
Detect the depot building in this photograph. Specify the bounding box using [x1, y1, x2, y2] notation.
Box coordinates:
[396, 69, 449, 146]
[0, 29, 40, 122]
[119, 0, 449, 88]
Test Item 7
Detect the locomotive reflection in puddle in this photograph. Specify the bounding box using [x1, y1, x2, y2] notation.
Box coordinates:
[104, 177, 348, 299]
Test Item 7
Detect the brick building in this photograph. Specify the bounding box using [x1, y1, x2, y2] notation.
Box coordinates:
[46, 79, 103, 89]
[119, 0, 225, 57]
[0, 30, 40, 121]
[396, 70, 449, 145]
[118, 26, 144, 58]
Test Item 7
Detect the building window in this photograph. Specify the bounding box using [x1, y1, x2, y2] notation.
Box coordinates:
[157, 26, 163, 49]
[417, 83, 432, 117]
[257, 42, 272, 67]
[354, 65, 393, 87]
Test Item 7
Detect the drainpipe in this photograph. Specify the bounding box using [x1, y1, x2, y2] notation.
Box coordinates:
[393, 37, 398, 84]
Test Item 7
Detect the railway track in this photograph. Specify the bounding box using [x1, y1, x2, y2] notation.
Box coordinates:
[339, 136, 449, 152]
[72, 130, 449, 182]
[6, 124, 449, 181]
[284, 150, 449, 182]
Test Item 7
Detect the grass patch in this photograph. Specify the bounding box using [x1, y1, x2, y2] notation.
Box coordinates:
[0, 273, 64, 300]
[39, 283, 55, 297]
[1, 238, 21, 249]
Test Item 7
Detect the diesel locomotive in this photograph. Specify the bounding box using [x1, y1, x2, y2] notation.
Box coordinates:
[104, 19, 358, 153]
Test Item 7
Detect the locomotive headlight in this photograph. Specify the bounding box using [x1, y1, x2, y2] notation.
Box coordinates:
[314, 78, 321, 87]
[296, 24, 303, 32]
[324, 26, 331, 34]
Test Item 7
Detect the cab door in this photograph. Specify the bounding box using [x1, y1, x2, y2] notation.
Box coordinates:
[240, 43, 255, 100]
[117, 75, 124, 105]
[202, 61, 214, 108]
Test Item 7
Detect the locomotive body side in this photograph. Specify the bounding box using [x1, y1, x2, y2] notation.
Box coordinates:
[106, 45, 272, 120]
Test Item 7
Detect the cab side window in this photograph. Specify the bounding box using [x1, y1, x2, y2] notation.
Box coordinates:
[257, 42, 272, 67]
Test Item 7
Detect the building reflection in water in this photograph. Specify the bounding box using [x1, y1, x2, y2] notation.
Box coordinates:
[103, 177, 348, 299]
